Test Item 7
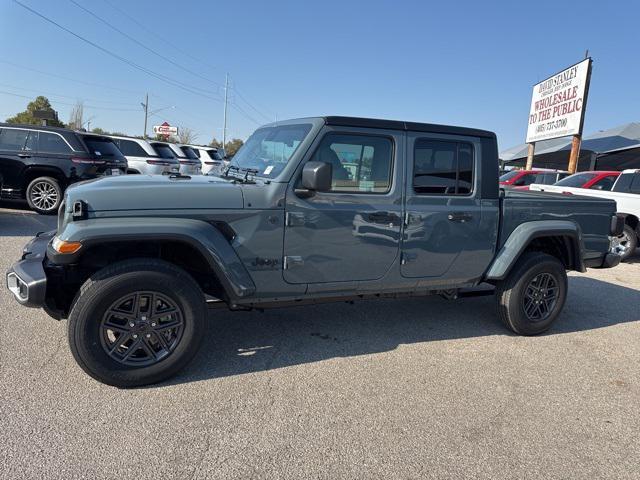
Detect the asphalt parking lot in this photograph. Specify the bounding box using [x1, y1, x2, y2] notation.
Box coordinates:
[1, 201, 639, 480]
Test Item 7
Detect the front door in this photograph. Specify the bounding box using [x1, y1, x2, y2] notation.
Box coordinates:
[283, 127, 404, 284]
[0, 128, 34, 198]
[400, 132, 497, 284]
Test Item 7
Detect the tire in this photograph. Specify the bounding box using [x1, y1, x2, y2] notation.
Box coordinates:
[612, 224, 638, 262]
[495, 252, 568, 336]
[68, 258, 207, 388]
[26, 176, 62, 215]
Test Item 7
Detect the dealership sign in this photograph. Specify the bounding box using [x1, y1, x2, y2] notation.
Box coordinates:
[152, 122, 178, 136]
[526, 58, 591, 143]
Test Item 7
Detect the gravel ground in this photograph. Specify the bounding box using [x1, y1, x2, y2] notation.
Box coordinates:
[1, 201, 639, 480]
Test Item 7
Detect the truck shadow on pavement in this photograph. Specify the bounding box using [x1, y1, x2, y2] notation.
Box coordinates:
[0, 201, 57, 236]
[167, 275, 640, 386]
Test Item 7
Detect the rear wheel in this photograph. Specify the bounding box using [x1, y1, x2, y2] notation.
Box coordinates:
[26, 176, 62, 214]
[496, 252, 568, 335]
[611, 224, 638, 261]
[68, 258, 207, 387]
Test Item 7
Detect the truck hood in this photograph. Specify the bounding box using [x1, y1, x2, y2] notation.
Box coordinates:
[64, 174, 244, 212]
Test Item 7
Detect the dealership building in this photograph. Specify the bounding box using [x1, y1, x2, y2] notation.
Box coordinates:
[500, 122, 640, 171]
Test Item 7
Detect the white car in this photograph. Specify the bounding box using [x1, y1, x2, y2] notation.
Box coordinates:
[188, 145, 227, 175]
[530, 169, 640, 260]
[109, 135, 179, 175]
[150, 141, 201, 175]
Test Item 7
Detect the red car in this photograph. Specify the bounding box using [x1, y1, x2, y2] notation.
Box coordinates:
[499, 169, 569, 189]
[551, 171, 621, 191]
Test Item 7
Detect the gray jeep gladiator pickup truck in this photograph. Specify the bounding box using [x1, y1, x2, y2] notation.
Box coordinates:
[6, 116, 623, 387]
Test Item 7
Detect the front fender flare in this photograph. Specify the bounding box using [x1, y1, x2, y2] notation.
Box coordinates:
[484, 220, 585, 281]
[49, 217, 256, 300]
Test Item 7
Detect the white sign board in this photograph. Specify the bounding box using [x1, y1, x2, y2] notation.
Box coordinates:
[153, 124, 178, 136]
[526, 58, 590, 143]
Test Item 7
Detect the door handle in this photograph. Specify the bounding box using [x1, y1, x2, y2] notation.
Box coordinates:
[447, 212, 473, 223]
[18, 153, 31, 158]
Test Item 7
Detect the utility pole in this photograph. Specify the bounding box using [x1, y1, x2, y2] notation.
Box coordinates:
[142, 93, 149, 139]
[222, 73, 229, 148]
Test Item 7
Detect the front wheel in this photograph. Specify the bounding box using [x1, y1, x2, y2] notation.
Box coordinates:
[495, 252, 568, 335]
[68, 258, 207, 387]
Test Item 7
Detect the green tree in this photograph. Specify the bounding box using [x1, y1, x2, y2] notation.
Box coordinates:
[91, 127, 109, 135]
[5, 96, 65, 127]
[209, 137, 244, 157]
[224, 138, 244, 157]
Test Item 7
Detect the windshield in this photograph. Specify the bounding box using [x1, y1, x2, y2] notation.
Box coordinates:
[227, 123, 312, 178]
[180, 146, 199, 160]
[555, 172, 597, 187]
[152, 144, 176, 159]
[83, 136, 124, 159]
[499, 170, 521, 182]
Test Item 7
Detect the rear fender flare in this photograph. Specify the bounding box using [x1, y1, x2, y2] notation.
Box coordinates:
[485, 220, 584, 280]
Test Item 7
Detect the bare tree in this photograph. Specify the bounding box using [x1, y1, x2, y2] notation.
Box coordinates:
[68, 101, 84, 130]
[177, 126, 198, 144]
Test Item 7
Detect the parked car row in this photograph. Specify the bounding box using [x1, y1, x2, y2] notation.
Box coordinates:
[0, 122, 228, 214]
[530, 169, 640, 261]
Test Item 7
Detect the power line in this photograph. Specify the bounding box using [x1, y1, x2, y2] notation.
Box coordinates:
[100, 0, 276, 124]
[0, 90, 139, 111]
[0, 82, 138, 106]
[230, 101, 261, 125]
[102, 0, 223, 75]
[69, 0, 224, 92]
[0, 59, 144, 95]
[14, 0, 223, 103]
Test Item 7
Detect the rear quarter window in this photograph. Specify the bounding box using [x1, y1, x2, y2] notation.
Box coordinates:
[39, 132, 72, 154]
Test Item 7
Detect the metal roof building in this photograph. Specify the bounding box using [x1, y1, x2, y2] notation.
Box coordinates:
[500, 122, 640, 171]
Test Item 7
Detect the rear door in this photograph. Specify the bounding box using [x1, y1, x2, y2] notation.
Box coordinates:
[283, 126, 403, 284]
[400, 132, 497, 284]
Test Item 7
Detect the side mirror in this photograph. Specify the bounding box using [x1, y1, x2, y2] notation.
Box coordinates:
[301, 161, 332, 192]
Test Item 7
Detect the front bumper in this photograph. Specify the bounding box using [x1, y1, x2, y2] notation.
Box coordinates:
[6, 231, 54, 308]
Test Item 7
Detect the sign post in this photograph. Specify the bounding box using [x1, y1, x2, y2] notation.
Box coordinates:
[525, 143, 535, 170]
[525, 57, 592, 173]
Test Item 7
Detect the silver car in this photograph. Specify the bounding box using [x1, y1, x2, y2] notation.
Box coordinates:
[110, 136, 179, 175]
[188, 145, 228, 175]
[151, 141, 201, 175]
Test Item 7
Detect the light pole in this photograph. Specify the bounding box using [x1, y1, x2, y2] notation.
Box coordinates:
[141, 93, 149, 139]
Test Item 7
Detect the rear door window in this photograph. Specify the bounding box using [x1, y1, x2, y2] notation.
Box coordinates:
[0, 128, 29, 151]
[39, 132, 72, 154]
[413, 139, 473, 195]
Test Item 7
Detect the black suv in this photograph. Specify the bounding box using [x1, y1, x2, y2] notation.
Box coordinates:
[0, 123, 127, 214]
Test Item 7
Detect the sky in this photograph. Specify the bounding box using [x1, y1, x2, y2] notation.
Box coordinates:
[1, 0, 639, 152]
